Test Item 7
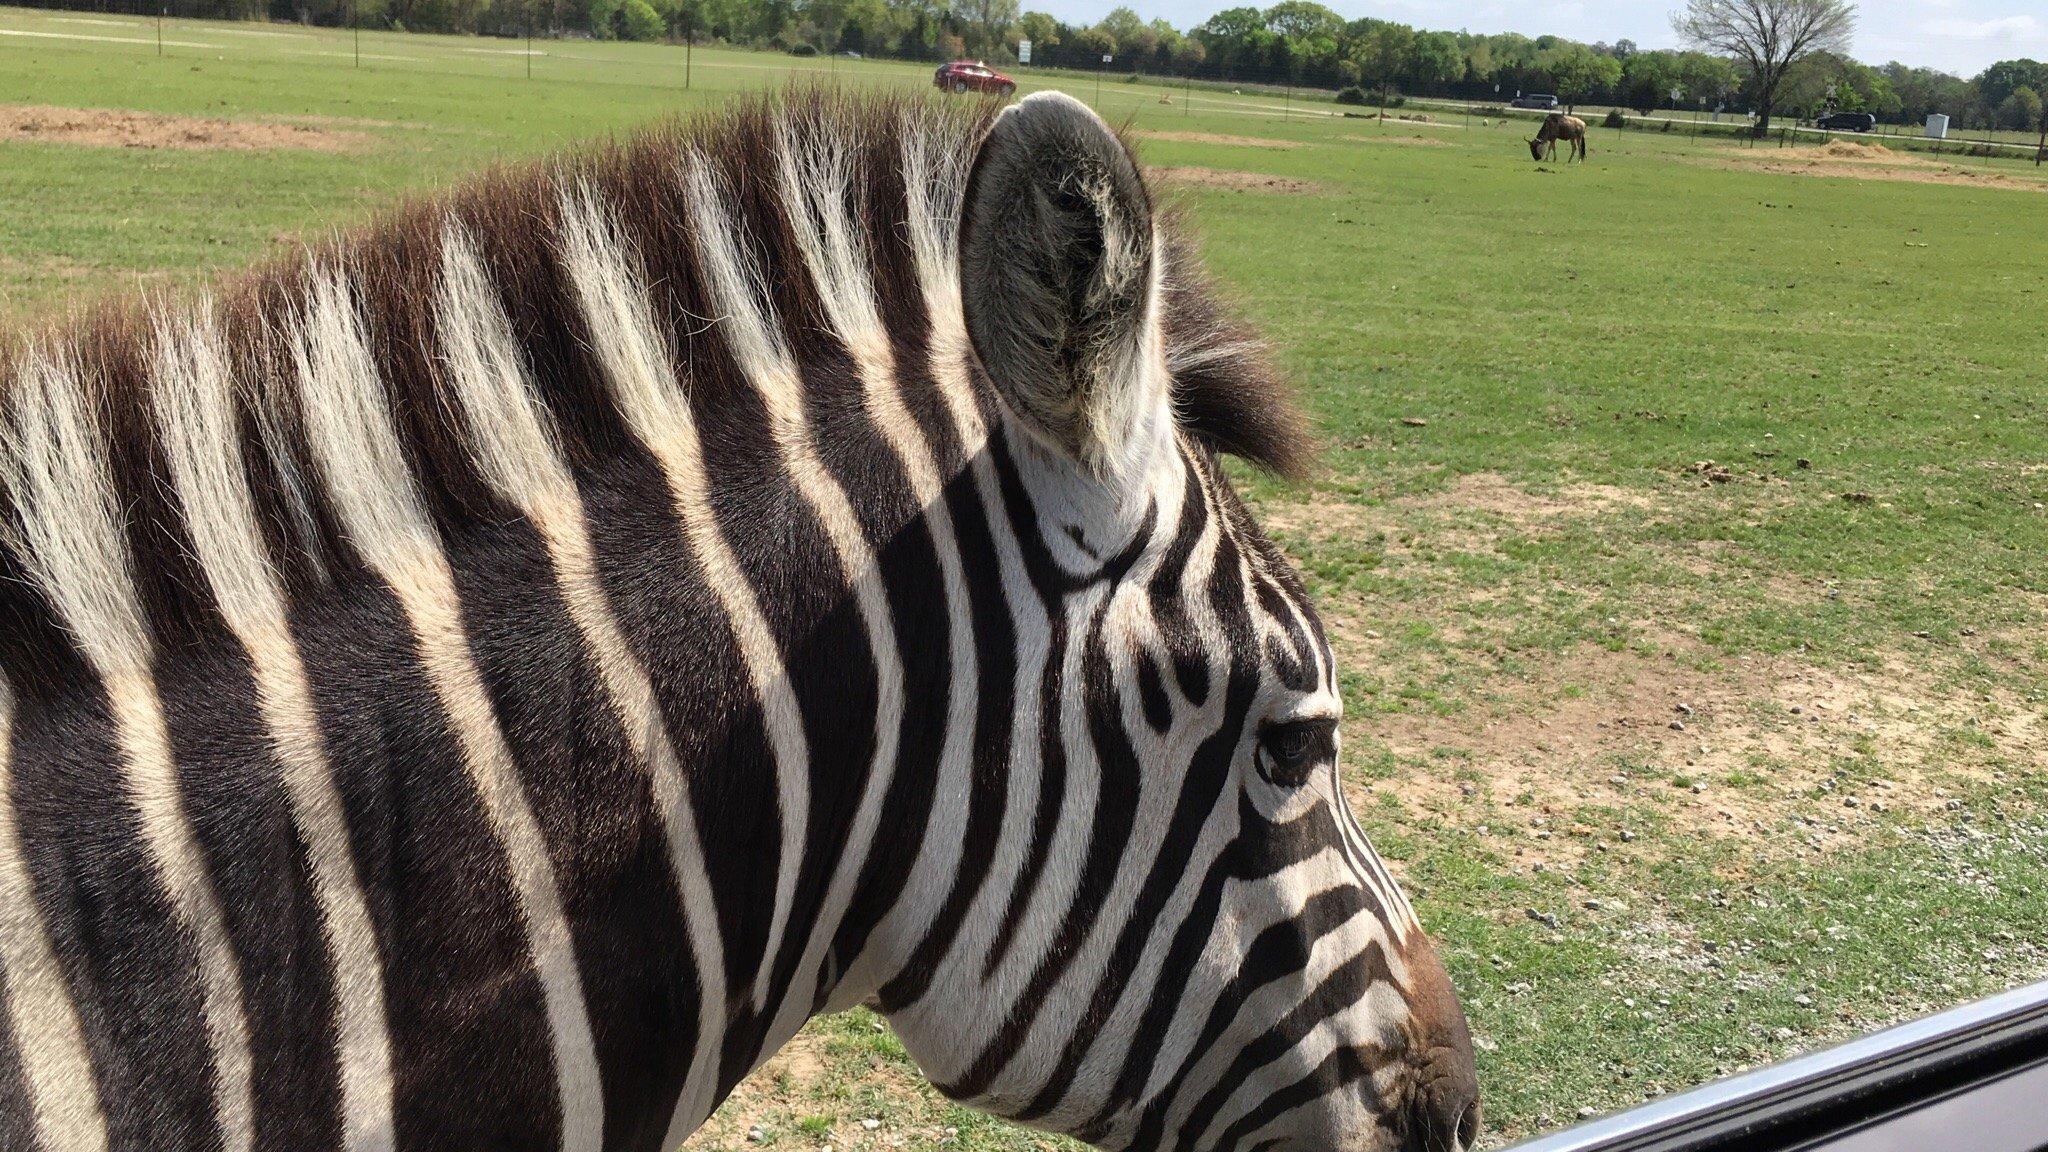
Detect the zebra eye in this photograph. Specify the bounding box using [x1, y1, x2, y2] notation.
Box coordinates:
[1258, 719, 1336, 787]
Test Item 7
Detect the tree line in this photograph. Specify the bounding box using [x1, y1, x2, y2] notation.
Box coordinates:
[17, 0, 2048, 132]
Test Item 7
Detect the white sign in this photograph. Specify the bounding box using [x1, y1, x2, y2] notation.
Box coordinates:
[1017, 38, 1031, 64]
[1103, 53, 1113, 64]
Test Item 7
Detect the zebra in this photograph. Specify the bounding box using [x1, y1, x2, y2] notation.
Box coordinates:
[0, 89, 1479, 1152]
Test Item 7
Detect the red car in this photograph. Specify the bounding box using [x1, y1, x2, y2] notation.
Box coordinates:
[933, 60, 1016, 96]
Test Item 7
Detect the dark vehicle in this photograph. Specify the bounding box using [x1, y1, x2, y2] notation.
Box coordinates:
[1506, 980, 2048, 1152]
[933, 60, 1016, 96]
[1815, 111, 1877, 132]
[1512, 94, 1561, 110]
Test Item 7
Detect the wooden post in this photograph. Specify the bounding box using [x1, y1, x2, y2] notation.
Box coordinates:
[157, 6, 163, 56]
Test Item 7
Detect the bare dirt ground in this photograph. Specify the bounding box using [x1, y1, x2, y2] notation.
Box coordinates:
[1706, 139, 2048, 193]
[0, 104, 371, 151]
[1148, 165, 1322, 194]
[1261, 472, 2046, 873]
[1137, 130, 1302, 149]
[1337, 132, 1452, 146]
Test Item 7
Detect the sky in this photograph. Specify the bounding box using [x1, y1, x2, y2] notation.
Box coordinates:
[1028, 0, 2047, 78]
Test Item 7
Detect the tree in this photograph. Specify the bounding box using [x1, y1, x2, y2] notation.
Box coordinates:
[1975, 59, 2048, 109]
[1540, 42, 1621, 109]
[1999, 86, 2043, 133]
[1352, 20, 1411, 98]
[1262, 0, 1341, 42]
[950, 0, 1014, 57]
[1014, 9, 1058, 50]
[1674, 0, 1855, 135]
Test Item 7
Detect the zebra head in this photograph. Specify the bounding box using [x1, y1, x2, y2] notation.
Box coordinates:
[872, 93, 1481, 1152]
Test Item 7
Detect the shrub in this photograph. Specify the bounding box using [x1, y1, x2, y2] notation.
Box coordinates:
[787, 41, 817, 56]
[1335, 86, 1369, 106]
[1603, 108, 1627, 128]
[1383, 93, 1406, 108]
[616, 0, 663, 41]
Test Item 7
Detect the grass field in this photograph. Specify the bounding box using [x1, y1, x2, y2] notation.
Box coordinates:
[4, 8, 2047, 1148]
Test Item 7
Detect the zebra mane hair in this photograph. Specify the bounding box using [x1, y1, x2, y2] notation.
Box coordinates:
[0, 89, 1309, 687]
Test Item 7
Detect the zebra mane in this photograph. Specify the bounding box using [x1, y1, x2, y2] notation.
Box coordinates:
[0, 89, 1307, 685]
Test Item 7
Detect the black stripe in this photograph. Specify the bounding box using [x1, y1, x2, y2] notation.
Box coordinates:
[1015, 653, 1255, 1123]
[448, 511, 698, 1152]
[293, 574, 563, 1151]
[161, 641, 344, 1150]
[1173, 940, 1398, 1148]
[11, 681, 216, 1152]
[874, 454, 1018, 1012]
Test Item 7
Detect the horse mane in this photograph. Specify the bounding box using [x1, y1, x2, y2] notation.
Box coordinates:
[0, 88, 1310, 685]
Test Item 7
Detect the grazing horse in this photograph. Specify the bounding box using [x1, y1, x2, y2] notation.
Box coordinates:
[1528, 113, 1588, 162]
[0, 90, 1481, 1152]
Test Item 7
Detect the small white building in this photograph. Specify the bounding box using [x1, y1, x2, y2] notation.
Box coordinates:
[1925, 113, 1949, 139]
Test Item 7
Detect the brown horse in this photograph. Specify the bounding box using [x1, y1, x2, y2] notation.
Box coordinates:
[1529, 112, 1588, 162]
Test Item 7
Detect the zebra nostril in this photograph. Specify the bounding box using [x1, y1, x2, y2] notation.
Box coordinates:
[1454, 1099, 1481, 1149]
[1407, 1074, 1480, 1152]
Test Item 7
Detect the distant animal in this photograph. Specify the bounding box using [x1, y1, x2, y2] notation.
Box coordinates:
[0, 91, 1483, 1152]
[1529, 112, 1588, 162]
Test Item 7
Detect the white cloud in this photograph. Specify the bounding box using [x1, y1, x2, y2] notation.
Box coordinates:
[1924, 14, 2041, 39]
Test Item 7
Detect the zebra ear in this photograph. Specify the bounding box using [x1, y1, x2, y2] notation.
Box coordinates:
[959, 91, 1158, 473]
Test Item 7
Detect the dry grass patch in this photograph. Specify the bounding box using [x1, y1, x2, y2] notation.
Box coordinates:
[1705, 139, 2048, 194]
[1137, 130, 1303, 149]
[1352, 641, 2037, 857]
[0, 104, 372, 151]
[1337, 132, 1451, 146]
[1149, 166, 1322, 194]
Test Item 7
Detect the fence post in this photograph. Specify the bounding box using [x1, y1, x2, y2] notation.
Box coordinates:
[1184, 70, 1190, 117]
[157, 6, 163, 56]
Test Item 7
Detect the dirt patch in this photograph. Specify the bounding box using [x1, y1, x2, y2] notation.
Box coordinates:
[1339, 132, 1451, 146]
[1149, 166, 1321, 194]
[1138, 130, 1303, 149]
[0, 104, 371, 152]
[1352, 640, 2039, 866]
[1255, 473, 2043, 870]
[1705, 141, 2048, 194]
[1791, 140, 1923, 163]
[1404, 471, 1652, 520]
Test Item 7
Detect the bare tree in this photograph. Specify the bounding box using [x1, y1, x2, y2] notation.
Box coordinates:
[1673, 0, 1855, 136]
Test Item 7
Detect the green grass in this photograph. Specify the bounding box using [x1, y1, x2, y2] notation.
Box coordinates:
[3, 10, 2046, 1149]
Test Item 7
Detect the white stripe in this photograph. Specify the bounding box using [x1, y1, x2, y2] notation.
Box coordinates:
[432, 224, 728, 1137]
[149, 307, 396, 1152]
[0, 349, 254, 1152]
[685, 148, 904, 1043]
[288, 269, 602, 1152]
[0, 675, 108, 1152]
[553, 178, 812, 1024]
[898, 117, 985, 444]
